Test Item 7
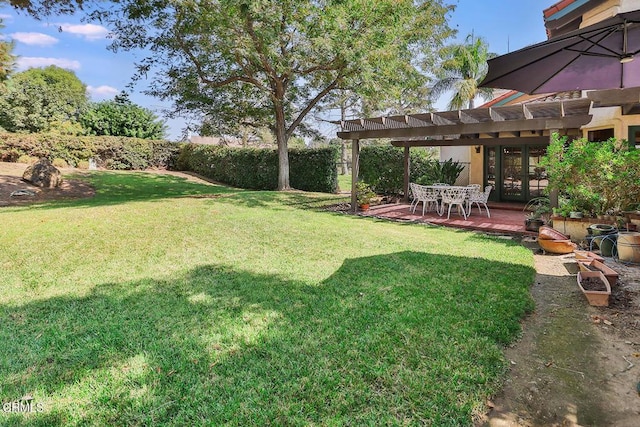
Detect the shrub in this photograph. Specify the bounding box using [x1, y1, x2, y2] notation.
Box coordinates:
[541, 134, 640, 216]
[176, 144, 338, 193]
[17, 154, 36, 164]
[0, 133, 180, 170]
[359, 146, 454, 194]
[52, 158, 68, 168]
[76, 160, 90, 170]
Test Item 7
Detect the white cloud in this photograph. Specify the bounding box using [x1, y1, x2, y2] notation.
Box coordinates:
[87, 85, 119, 99]
[17, 57, 81, 71]
[59, 23, 109, 41]
[11, 32, 59, 46]
[0, 14, 13, 22]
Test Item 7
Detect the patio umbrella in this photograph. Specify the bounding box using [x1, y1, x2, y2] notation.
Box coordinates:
[480, 10, 640, 94]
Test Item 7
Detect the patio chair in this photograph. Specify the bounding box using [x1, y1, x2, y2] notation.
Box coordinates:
[409, 183, 420, 212]
[467, 185, 492, 218]
[440, 187, 468, 220]
[411, 184, 440, 215]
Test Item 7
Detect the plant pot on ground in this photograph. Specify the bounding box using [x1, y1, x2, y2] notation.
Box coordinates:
[355, 181, 375, 212]
[577, 270, 611, 306]
[577, 259, 619, 287]
[524, 197, 550, 231]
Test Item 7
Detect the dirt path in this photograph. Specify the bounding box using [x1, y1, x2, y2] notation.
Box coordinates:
[485, 251, 640, 426]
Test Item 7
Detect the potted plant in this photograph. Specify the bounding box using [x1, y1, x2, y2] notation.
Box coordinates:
[355, 181, 376, 211]
[524, 197, 550, 232]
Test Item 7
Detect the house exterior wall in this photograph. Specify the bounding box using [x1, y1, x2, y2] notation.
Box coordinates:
[581, 0, 640, 26]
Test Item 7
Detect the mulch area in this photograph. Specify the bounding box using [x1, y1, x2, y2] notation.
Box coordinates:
[0, 163, 95, 207]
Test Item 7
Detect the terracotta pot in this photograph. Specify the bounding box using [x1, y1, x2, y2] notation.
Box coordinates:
[538, 238, 577, 254]
[577, 270, 611, 306]
[538, 225, 570, 240]
[574, 250, 604, 262]
[577, 259, 618, 287]
[359, 203, 370, 211]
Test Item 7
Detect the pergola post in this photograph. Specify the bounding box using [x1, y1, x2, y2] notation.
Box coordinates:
[403, 145, 410, 203]
[549, 130, 559, 209]
[351, 139, 360, 213]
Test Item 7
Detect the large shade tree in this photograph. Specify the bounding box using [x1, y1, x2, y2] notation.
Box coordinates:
[89, 0, 453, 190]
[431, 34, 495, 110]
[0, 65, 87, 132]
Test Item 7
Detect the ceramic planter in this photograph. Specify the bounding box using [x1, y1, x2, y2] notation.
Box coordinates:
[538, 238, 577, 254]
[358, 203, 370, 211]
[588, 223, 617, 236]
[574, 250, 604, 263]
[617, 232, 640, 263]
[538, 225, 569, 240]
[577, 259, 618, 287]
[577, 270, 611, 306]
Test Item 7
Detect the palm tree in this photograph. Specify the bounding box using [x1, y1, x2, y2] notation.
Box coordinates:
[431, 34, 495, 110]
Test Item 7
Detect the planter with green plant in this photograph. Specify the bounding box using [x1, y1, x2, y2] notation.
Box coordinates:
[523, 196, 551, 232]
[355, 181, 376, 211]
[542, 135, 640, 218]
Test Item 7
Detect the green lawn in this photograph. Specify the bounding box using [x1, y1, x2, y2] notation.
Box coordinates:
[0, 171, 535, 426]
[337, 173, 351, 192]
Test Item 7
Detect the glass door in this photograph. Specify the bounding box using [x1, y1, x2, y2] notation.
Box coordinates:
[527, 146, 548, 198]
[484, 144, 549, 202]
[501, 146, 526, 201]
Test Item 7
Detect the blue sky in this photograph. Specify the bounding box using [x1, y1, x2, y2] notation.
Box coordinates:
[1, 0, 553, 140]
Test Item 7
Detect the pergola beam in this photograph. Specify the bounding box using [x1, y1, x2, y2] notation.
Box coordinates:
[390, 136, 551, 148]
[337, 115, 592, 140]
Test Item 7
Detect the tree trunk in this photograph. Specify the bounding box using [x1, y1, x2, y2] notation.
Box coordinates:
[274, 101, 291, 190]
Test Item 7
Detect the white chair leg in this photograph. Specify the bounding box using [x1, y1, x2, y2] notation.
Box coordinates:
[484, 203, 490, 218]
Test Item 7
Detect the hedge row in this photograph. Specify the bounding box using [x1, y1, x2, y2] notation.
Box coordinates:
[0, 133, 180, 170]
[176, 144, 339, 193]
[359, 145, 435, 194]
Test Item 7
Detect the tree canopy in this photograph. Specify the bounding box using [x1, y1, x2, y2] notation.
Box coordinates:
[94, 0, 453, 190]
[0, 18, 15, 83]
[80, 92, 166, 139]
[0, 65, 87, 133]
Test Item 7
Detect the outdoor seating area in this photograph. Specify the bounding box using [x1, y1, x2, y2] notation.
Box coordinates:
[409, 183, 492, 220]
[362, 200, 531, 236]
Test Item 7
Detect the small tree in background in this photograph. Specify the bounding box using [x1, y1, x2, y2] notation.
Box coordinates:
[80, 92, 166, 139]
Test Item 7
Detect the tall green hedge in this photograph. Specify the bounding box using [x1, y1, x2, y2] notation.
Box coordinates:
[176, 144, 338, 193]
[0, 133, 179, 170]
[359, 145, 434, 194]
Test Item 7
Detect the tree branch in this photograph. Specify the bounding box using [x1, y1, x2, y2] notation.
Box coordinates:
[173, 29, 269, 92]
[286, 75, 342, 139]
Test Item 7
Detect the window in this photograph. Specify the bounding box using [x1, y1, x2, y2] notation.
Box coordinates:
[629, 126, 640, 148]
[587, 128, 614, 142]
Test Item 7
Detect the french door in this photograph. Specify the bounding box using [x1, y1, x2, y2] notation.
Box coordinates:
[484, 145, 548, 202]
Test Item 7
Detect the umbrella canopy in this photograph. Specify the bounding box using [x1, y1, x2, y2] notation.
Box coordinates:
[480, 10, 640, 94]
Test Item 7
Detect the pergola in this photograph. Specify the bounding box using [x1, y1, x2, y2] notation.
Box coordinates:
[334, 98, 593, 212]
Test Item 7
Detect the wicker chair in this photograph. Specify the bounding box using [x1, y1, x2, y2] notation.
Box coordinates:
[467, 185, 492, 218]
